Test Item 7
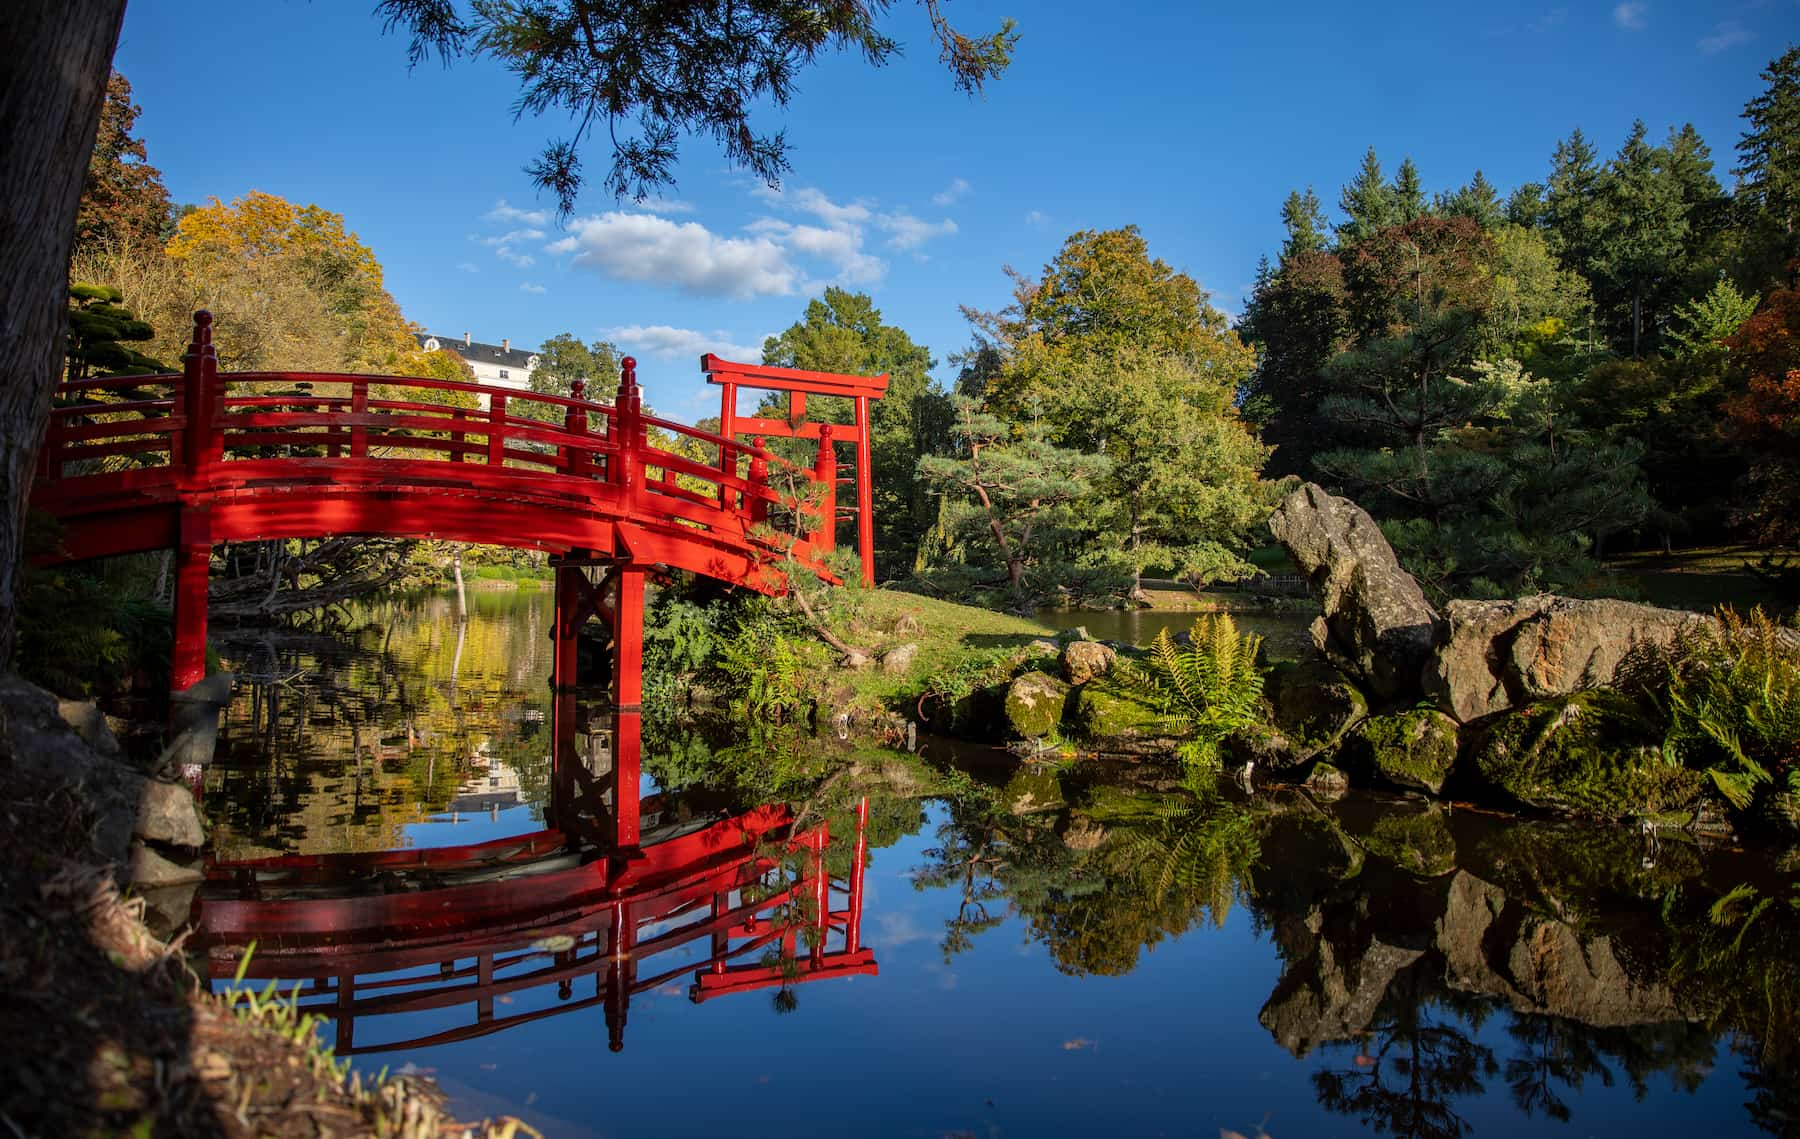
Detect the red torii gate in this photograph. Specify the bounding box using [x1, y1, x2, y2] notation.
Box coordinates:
[704, 354, 888, 587]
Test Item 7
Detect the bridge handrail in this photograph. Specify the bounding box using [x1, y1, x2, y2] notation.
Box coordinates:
[38, 313, 845, 582]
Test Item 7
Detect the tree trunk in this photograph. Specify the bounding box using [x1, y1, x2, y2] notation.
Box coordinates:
[0, 1, 128, 663]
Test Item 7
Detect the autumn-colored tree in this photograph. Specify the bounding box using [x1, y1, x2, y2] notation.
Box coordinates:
[165, 191, 417, 371]
[71, 71, 171, 260]
[1723, 278, 1800, 543]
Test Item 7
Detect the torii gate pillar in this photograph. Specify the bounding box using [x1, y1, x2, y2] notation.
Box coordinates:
[701, 354, 888, 586]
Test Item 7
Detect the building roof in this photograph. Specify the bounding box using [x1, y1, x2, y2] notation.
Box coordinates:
[416, 333, 538, 370]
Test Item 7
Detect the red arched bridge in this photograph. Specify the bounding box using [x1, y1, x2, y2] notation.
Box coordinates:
[33, 311, 886, 698]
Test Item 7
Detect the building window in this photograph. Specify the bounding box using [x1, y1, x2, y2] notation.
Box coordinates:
[498, 369, 510, 380]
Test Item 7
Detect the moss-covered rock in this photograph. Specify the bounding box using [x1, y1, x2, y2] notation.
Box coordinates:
[1004, 671, 1070, 739]
[1061, 639, 1115, 685]
[1468, 691, 1707, 821]
[1360, 807, 1457, 876]
[1305, 762, 1350, 799]
[1005, 768, 1066, 816]
[1343, 709, 1460, 794]
[1269, 657, 1368, 756]
[1226, 721, 1295, 771]
[1071, 677, 1183, 756]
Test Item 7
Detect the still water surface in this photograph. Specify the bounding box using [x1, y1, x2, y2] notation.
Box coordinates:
[198, 591, 1796, 1138]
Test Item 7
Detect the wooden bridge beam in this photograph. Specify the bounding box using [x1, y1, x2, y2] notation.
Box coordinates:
[170, 507, 211, 692]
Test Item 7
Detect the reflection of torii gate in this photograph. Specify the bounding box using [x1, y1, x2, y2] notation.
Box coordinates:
[200, 710, 876, 1054]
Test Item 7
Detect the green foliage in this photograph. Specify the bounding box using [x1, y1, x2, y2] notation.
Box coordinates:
[65, 283, 166, 380]
[1658, 607, 1800, 811]
[915, 396, 1112, 610]
[14, 555, 172, 698]
[640, 594, 725, 714]
[713, 600, 813, 722]
[1111, 615, 1265, 776]
[1665, 278, 1759, 359]
[375, 0, 1015, 211]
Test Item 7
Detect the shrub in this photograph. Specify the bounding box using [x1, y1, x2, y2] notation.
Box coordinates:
[1112, 614, 1265, 777]
[1659, 607, 1800, 811]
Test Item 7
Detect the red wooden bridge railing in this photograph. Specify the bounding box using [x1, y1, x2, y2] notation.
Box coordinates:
[33, 312, 883, 695]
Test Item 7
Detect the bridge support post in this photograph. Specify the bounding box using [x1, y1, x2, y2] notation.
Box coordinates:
[854, 395, 875, 586]
[552, 565, 585, 690]
[612, 566, 644, 709]
[170, 508, 212, 693]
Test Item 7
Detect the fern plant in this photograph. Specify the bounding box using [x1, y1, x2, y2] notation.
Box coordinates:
[1113, 614, 1266, 777]
[1660, 606, 1800, 811]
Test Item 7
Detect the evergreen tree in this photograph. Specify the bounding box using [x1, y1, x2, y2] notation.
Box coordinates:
[1393, 157, 1428, 223]
[63, 283, 165, 381]
[1438, 170, 1504, 229]
[1337, 147, 1396, 244]
[1588, 121, 1689, 356]
[1544, 129, 1601, 265]
[915, 397, 1111, 611]
[1280, 188, 1330, 258]
[1734, 47, 1800, 284]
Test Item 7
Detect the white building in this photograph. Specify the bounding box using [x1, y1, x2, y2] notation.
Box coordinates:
[416, 331, 539, 393]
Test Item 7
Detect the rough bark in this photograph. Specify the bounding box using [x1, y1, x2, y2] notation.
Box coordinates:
[0, 1, 129, 661]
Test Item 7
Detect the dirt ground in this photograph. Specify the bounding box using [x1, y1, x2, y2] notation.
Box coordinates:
[0, 688, 528, 1139]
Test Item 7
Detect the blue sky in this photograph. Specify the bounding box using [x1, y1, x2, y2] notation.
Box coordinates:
[116, 1, 1790, 422]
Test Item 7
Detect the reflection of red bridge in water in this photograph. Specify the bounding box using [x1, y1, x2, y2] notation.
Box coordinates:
[200, 709, 875, 1054]
[33, 311, 886, 699]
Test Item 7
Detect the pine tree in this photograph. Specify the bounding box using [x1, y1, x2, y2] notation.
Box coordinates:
[1393, 157, 1428, 223]
[1589, 121, 1688, 356]
[1337, 147, 1396, 244]
[1734, 47, 1800, 283]
[1544, 129, 1601, 264]
[1438, 170, 1504, 229]
[1280, 188, 1330, 259]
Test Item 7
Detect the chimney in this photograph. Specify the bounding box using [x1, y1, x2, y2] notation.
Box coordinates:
[502, 338, 511, 353]
[463, 331, 471, 347]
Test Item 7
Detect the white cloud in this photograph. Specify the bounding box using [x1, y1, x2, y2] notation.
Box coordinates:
[549, 212, 800, 299]
[1698, 20, 1751, 53]
[1612, 2, 1646, 30]
[457, 262, 479, 273]
[746, 218, 886, 285]
[1024, 209, 1049, 225]
[757, 185, 873, 229]
[519, 282, 547, 294]
[931, 178, 971, 206]
[486, 199, 549, 227]
[878, 210, 958, 252]
[480, 227, 543, 269]
[605, 324, 768, 365]
[636, 198, 696, 215]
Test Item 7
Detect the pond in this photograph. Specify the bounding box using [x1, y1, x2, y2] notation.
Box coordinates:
[197, 591, 1799, 1138]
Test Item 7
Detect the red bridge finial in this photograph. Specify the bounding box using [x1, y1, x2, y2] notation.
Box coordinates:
[571, 377, 586, 401]
[617, 356, 638, 405]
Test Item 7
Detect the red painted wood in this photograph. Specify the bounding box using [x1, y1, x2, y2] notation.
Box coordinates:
[701, 354, 889, 399]
[171, 508, 211, 691]
[612, 566, 645, 709]
[855, 395, 875, 586]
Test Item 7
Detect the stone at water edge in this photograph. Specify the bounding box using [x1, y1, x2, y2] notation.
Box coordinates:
[1267, 483, 1438, 701]
[1071, 678, 1187, 756]
[128, 840, 204, 888]
[1004, 671, 1071, 739]
[880, 642, 920, 675]
[1060, 639, 1115, 686]
[1305, 762, 1350, 798]
[1467, 691, 1708, 823]
[56, 698, 122, 759]
[1061, 812, 1109, 851]
[1341, 709, 1460, 795]
[1425, 595, 1713, 723]
[1268, 657, 1368, 762]
[135, 777, 206, 849]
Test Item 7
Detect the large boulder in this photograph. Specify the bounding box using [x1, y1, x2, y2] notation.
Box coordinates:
[1060, 639, 1115, 686]
[1003, 671, 1071, 739]
[1071, 678, 1185, 756]
[1425, 595, 1711, 723]
[1268, 483, 1438, 700]
[1341, 709, 1460, 795]
[1268, 657, 1368, 763]
[1466, 691, 1707, 822]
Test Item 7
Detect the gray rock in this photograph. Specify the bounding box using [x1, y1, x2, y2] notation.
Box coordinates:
[1425, 595, 1711, 723]
[162, 672, 235, 772]
[128, 840, 204, 888]
[56, 698, 122, 758]
[1, 676, 140, 870]
[892, 613, 921, 636]
[880, 642, 921, 675]
[1268, 483, 1438, 700]
[1269, 657, 1368, 760]
[1003, 671, 1071, 739]
[1055, 626, 1091, 644]
[1060, 639, 1115, 686]
[136, 778, 205, 849]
